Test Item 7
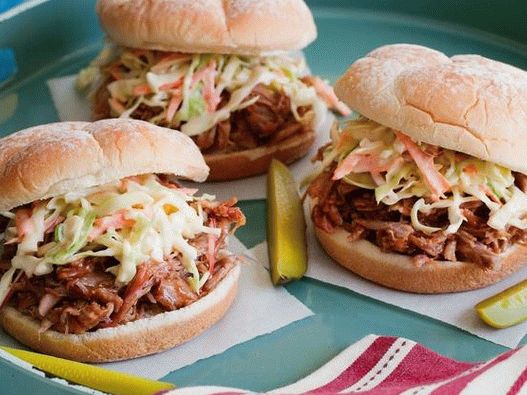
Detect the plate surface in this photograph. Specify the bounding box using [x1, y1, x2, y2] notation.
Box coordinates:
[1, 1, 527, 393]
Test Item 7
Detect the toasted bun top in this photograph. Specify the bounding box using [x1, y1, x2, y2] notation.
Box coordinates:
[0, 119, 209, 211]
[96, 0, 317, 55]
[335, 44, 527, 174]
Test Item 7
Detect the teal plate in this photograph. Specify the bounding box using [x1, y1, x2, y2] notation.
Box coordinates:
[1, 1, 527, 393]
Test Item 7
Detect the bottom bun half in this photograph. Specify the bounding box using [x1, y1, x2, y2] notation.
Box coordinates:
[205, 128, 315, 181]
[0, 265, 240, 362]
[309, 199, 527, 293]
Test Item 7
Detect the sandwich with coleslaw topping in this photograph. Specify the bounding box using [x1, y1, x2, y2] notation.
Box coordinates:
[0, 119, 245, 362]
[306, 44, 527, 293]
[76, 0, 350, 181]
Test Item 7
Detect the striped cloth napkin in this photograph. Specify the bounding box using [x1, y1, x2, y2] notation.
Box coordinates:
[165, 335, 527, 394]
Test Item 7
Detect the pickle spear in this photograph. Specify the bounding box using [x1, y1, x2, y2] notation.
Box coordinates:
[476, 279, 527, 328]
[266, 159, 307, 285]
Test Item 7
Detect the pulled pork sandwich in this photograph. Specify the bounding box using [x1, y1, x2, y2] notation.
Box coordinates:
[307, 44, 527, 293]
[76, 0, 350, 181]
[0, 119, 245, 362]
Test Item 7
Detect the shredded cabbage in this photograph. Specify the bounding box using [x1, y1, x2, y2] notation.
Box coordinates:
[47, 209, 97, 265]
[77, 48, 328, 136]
[181, 67, 275, 136]
[75, 43, 118, 92]
[410, 199, 442, 234]
[0, 267, 15, 308]
[0, 175, 221, 306]
[315, 117, 527, 234]
[488, 186, 527, 230]
[17, 204, 47, 256]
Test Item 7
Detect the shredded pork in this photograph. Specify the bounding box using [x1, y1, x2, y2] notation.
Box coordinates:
[308, 165, 527, 267]
[0, 192, 245, 334]
[99, 81, 312, 154]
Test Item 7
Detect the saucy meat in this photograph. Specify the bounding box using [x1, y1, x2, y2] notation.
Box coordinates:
[309, 166, 527, 267]
[0, 195, 245, 334]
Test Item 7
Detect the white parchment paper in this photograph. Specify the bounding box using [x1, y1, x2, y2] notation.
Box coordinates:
[250, 226, 527, 349]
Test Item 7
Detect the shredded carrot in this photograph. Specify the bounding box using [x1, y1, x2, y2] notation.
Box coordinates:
[166, 90, 182, 123]
[201, 60, 221, 112]
[192, 64, 211, 84]
[155, 60, 219, 112]
[6, 207, 35, 244]
[333, 153, 400, 180]
[463, 164, 478, 176]
[191, 68, 208, 86]
[159, 79, 183, 91]
[395, 131, 450, 200]
[133, 84, 152, 96]
[303, 76, 351, 116]
[88, 210, 135, 242]
[44, 216, 65, 234]
[15, 208, 33, 241]
[371, 171, 385, 186]
[109, 98, 126, 115]
[480, 184, 500, 203]
[334, 101, 352, 117]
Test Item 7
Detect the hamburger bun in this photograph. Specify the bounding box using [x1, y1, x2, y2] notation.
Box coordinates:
[96, 0, 317, 55]
[0, 265, 240, 362]
[334, 44, 527, 175]
[308, 198, 527, 293]
[0, 119, 209, 212]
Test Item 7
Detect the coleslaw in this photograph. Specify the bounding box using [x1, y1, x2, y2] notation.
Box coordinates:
[0, 175, 226, 307]
[313, 117, 527, 235]
[78, 46, 350, 137]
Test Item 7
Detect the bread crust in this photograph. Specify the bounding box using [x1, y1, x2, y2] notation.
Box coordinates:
[315, 224, 527, 294]
[0, 119, 209, 211]
[0, 265, 240, 362]
[334, 44, 527, 174]
[205, 127, 315, 181]
[96, 0, 317, 55]
[307, 197, 527, 293]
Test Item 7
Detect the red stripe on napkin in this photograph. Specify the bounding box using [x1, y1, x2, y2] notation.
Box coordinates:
[508, 365, 527, 395]
[430, 348, 520, 395]
[346, 342, 476, 394]
[198, 336, 527, 395]
[307, 337, 398, 394]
